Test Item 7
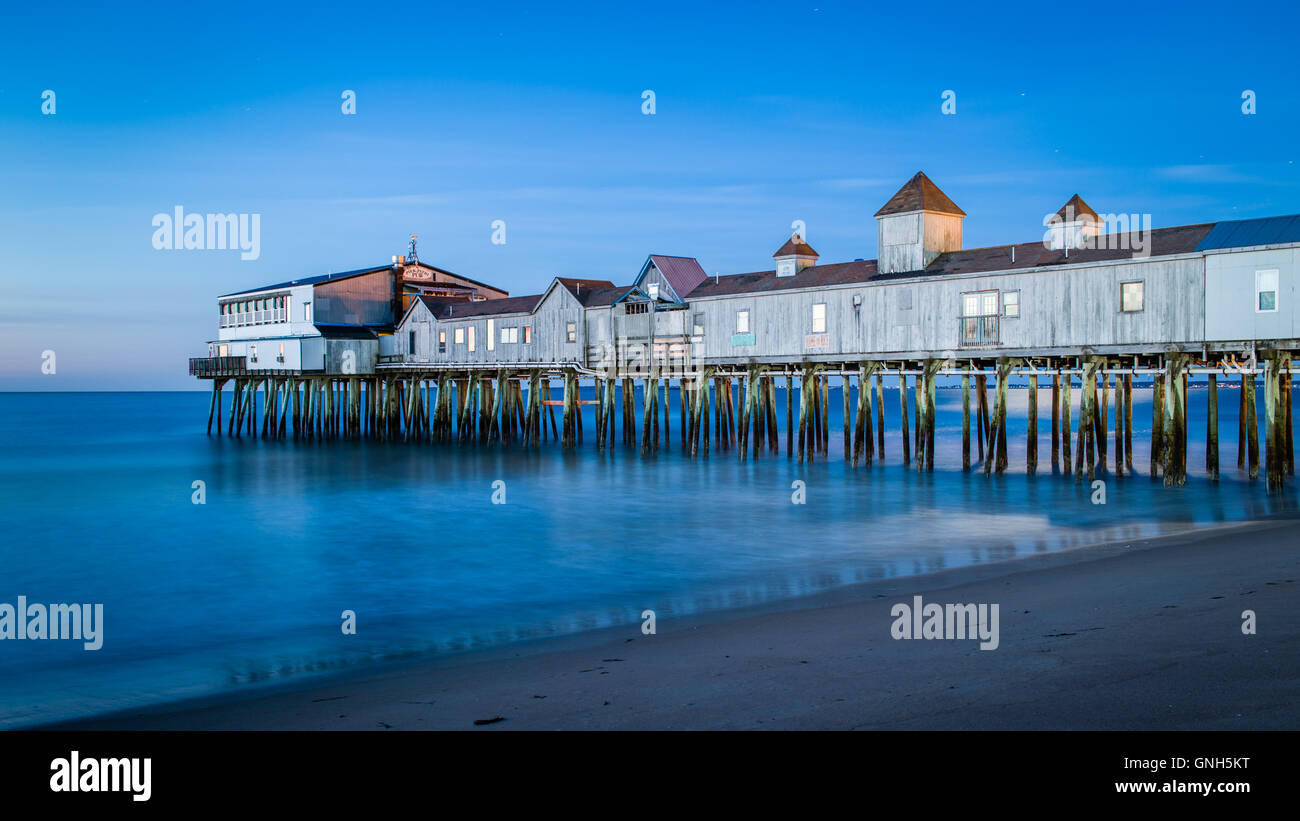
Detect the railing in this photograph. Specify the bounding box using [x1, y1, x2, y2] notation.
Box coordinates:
[959, 315, 1000, 347]
[189, 356, 247, 377]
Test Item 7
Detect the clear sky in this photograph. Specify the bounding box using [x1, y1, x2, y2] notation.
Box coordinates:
[2, 0, 1298, 389]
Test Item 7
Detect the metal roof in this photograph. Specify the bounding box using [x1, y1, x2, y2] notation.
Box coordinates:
[1194, 215, 1300, 252]
[219, 266, 391, 298]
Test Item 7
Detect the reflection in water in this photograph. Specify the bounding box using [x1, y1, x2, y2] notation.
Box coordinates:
[0, 385, 1294, 726]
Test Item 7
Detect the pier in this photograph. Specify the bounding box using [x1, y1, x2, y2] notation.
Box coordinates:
[189, 173, 1300, 492]
[190, 352, 1296, 491]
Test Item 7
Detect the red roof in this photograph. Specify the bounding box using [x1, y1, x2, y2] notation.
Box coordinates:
[773, 235, 819, 258]
[647, 255, 707, 298]
[874, 171, 966, 217]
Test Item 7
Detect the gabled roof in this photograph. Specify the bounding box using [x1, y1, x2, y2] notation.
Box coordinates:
[418, 293, 544, 319]
[1055, 194, 1099, 222]
[555, 277, 616, 300]
[578, 284, 641, 307]
[646, 255, 708, 299]
[874, 171, 966, 218]
[773, 235, 819, 258]
[220, 265, 392, 298]
[402, 262, 509, 296]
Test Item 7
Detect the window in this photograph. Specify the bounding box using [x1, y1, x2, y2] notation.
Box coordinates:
[1002, 291, 1019, 318]
[693, 313, 704, 336]
[486, 319, 495, 351]
[277, 343, 285, 363]
[648, 283, 660, 300]
[304, 302, 312, 322]
[1120, 281, 1144, 313]
[409, 330, 416, 353]
[959, 290, 999, 346]
[626, 302, 648, 315]
[438, 330, 447, 353]
[454, 327, 464, 345]
[523, 326, 531, 344]
[736, 310, 750, 334]
[468, 326, 475, 352]
[250, 344, 257, 363]
[1256, 269, 1279, 312]
[566, 321, 577, 343]
[218, 344, 228, 356]
[812, 303, 826, 333]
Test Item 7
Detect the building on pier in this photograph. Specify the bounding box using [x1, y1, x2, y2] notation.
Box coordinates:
[380, 175, 1300, 374]
[192, 172, 1300, 381]
[191, 255, 508, 378]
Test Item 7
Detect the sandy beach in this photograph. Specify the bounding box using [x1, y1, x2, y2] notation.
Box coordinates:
[57, 518, 1300, 731]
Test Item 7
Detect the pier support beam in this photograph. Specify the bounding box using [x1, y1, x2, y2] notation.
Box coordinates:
[1026, 368, 1038, 474]
[1206, 372, 1219, 481]
[900, 372, 911, 466]
[1243, 371, 1259, 479]
[961, 364, 971, 471]
[1151, 369, 1165, 479]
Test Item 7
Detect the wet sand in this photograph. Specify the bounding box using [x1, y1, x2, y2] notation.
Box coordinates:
[57, 518, 1300, 730]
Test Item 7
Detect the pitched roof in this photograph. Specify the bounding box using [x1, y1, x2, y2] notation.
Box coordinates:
[555, 277, 616, 301]
[773, 235, 819, 258]
[220, 265, 392, 298]
[685, 223, 1217, 298]
[418, 293, 544, 319]
[577, 285, 639, 307]
[874, 172, 966, 218]
[1055, 194, 1099, 222]
[647, 255, 707, 298]
[1194, 214, 1300, 251]
[402, 262, 509, 296]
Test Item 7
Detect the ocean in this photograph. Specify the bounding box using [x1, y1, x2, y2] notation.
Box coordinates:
[1, 382, 1295, 727]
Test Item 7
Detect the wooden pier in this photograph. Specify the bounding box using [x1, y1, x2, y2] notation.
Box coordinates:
[192, 352, 1298, 491]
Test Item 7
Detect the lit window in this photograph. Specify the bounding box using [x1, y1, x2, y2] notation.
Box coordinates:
[1002, 291, 1019, 317]
[486, 319, 495, 351]
[523, 326, 531, 343]
[438, 330, 446, 353]
[1120, 281, 1143, 313]
[1256, 269, 1279, 313]
[468, 326, 476, 352]
[736, 310, 750, 334]
[566, 322, 576, 343]
[812, 303, 826, 333]
[454, 327, 464, 344]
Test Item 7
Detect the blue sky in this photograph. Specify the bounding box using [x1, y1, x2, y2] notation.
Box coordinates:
[2, 0, 1298, 389]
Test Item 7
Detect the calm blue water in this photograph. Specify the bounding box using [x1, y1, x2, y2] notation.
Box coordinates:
[1, 383, 1296, 727]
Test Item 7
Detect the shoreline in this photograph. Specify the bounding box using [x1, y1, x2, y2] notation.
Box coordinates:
[45, 514, 1300, 731]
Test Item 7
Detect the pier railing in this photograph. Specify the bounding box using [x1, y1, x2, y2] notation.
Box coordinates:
[959, 315, 1000, 347]
[189, 356, 248, 377]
